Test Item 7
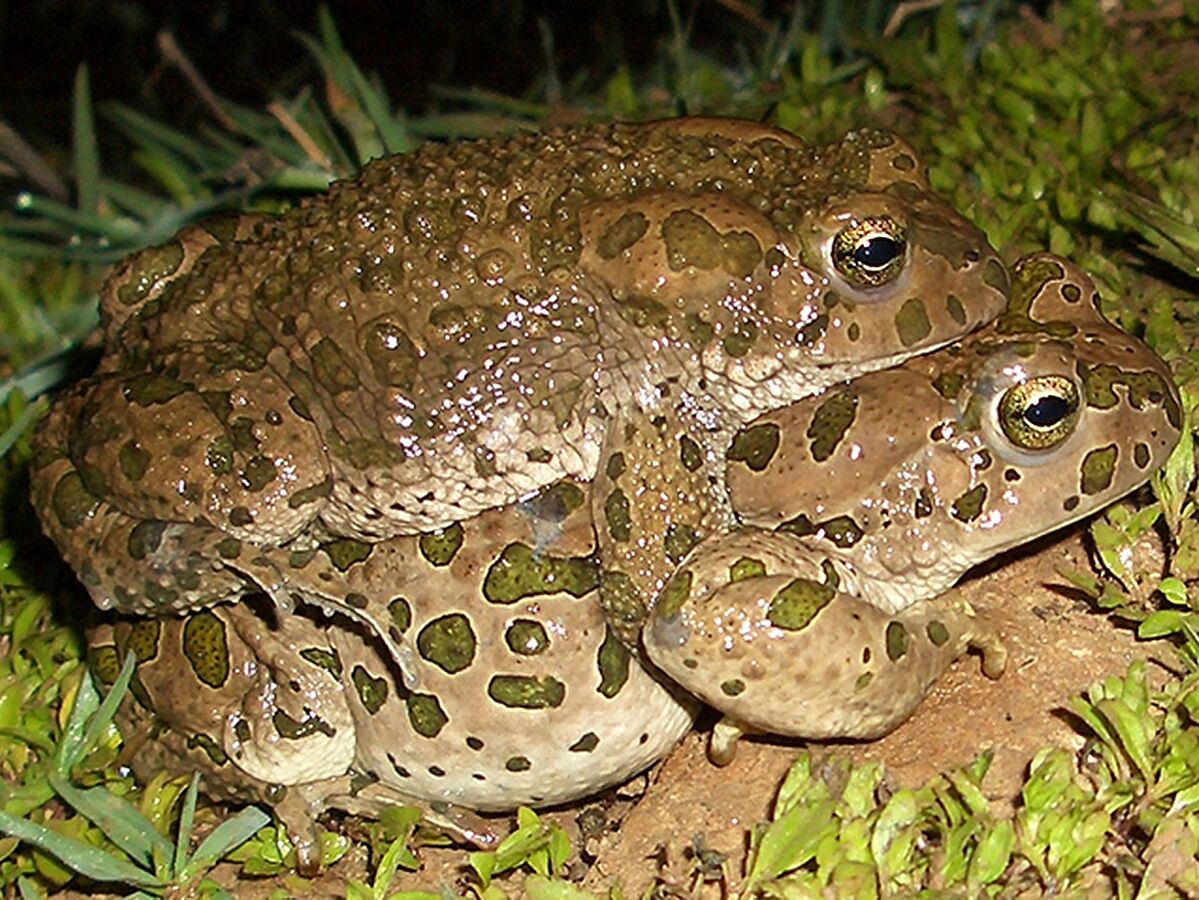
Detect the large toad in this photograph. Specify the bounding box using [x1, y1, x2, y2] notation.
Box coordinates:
[30, 117, 1010, 676]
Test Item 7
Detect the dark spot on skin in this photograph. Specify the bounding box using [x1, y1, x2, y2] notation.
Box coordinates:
[321, 538, 373, 571]
[505, 756, 532, 772]
[945, 294, 967, 325]
[417, 613, 477, 674]
[1063, 495, 1080, 512]
[127, 520, 168, 561]
[429, 765, 445, 777]
[604, 488, 631, 542]
[1061, 283, 1082, 302]
[728, 557, 766, 582]
[727, 423, 781, 472]
[300, 647, 342, 678]
[664, 523, 701, 564]
[768, 578, 836, 630]
[51, 472, 101, 530]
[1080, 444, 1118, 495]
[466, 736, 484, 750]
[182, 611, 230, 688]
[597, 211, 650, 259]
[597, 628, 631, 698]
[388, 598, 412, 633]
[351, 665, 388, 715]
[932, 372, 964, 400]
[407, 693, 449, 737]
[894, 298, 931, 347]
[721, 679, 746, 697]
[1134, 442, 1150, 469]
[1004, 468, 1021, 482]
[885, 622, 909, 661]
[488, 675, 566, 709]
[418, 522, 464, 566]
[951, 485, 988, 522]
[505, 618, 550, 655]
[570, 732, 600, 752]
[679, 435, 703, 472]
[345, 592, 368, 609]
[807, 391, 858, 462]
[926, 621, 950, 646]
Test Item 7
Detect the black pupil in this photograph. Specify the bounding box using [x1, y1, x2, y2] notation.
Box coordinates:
[1023, 394, 1070, 428]
[854, 235, 901, 269]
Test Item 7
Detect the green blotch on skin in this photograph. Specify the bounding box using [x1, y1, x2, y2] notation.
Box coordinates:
[679, 435, 703, 472]
[123, 620, 161, 663]
[123, 373, 190, 406]
[419, 522, 464, 566]
[722, 320, 759, 358]
[664, 523, 701, 564]
[229, 506, 253, 527]
[821, 515, 863, 548]
[926, 620, 950, 647]
[287, 476, 332, 509]
[310, 337, 360, 393]
[204, 437, 233, 478]
[798, 314, 829, 347]
[727, 423, 780, 472]
[186, 733, 228, 766]
[615, 295, 670, 330]
[894, 298, 931, 347]
[1080, 444, 1118, 495]
[300, 646, 343, 678]
[88, 645, 121, 685]
[597, 211, 650, 259]
[604, 488, 631, 542]
[1134, 442, 1150, 469]
[570, 732, 599, 752]
[483, 542, 599, 604]
[598, 570, 648, 639]
[416, 613, 477, 674]
[655, 570, 694, 619]
[388, 598, 412, 633]
[345, 592, 368, 610]
[950, 484, 988, 522]
[127, 520, 167, 561]
[807, 390, 858, 463]
[182, 611, 230, 688]
[685, 312, 714, 347]
[215, 538, 241, 559]
[597, 628, 631, 698]
[1079, 363, 1181, 429]
[605, 453, 626, 479]
[52, 471, 101, 529]
[240, 455, 278, 492]
[273, 710, 333, 740]
[407, 693, 448, 737]
[854, 671, 874, 691]
[351, 665, 388, 715]
[661, 208, 763, 277]
[118, 441, 150, 482]
[946, 294, 967, 325]
[116, 240, 184, 306]
[321, 538, 374, 571]
[721, 679, 746, 697]
[984, 258, 1011, 295]
[885, 622, 909, 661]
[488, 674, 566, 709]
[506, 619, 550, 655]
[362, 320, 420, 390]
[932, 372, 964, 400]
[729, 557, 766, 582]
[767, 578, 835, 630]
[505, 756, 532, 772]
[523, 481, 586, 521]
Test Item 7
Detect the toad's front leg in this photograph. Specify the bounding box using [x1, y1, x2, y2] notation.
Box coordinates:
[641, 530, 1006, 762]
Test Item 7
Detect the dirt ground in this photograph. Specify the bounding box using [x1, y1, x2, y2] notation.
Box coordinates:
[204, 523, 1165, 897]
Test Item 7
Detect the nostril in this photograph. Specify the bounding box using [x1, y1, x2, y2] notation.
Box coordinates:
[964, 248, 981, 263]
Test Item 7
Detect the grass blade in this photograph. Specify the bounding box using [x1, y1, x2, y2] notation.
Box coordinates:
[47, 773, 173, 869]
[0, 809, 160, 888]
[181, 805, 271, 878]
[72, 65, 101, 218]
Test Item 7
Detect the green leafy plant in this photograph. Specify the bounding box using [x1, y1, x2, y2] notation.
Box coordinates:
[0, 653, 269, 897]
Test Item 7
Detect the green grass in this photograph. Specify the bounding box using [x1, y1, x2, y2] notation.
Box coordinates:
[1, 1, 1198, 896]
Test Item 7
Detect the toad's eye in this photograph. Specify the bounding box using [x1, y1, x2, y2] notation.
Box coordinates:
[831, 216, 908, 288]
[998, 375, 1080, 450]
